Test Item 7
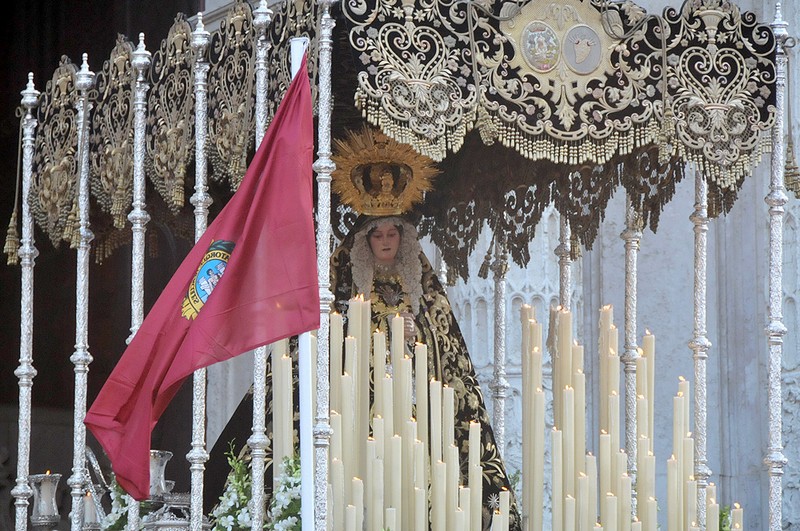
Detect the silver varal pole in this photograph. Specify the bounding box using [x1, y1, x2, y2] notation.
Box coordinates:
[620, 197, 642, 509]
[12, 73, 40, 531]
[689, 166, 711, 528]
[189, 13, 212, 531]
[556, 214, 572, 310]
[313, 1, 337, 528]
[766, 5, 791, 531]
[68, 54, 96, 531]
[249, 4, 273, 527]
[128, 35, 152, 342]
[490, 237, 509, 457]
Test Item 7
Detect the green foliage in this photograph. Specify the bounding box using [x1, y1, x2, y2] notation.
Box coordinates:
[720, 505, 732, 531]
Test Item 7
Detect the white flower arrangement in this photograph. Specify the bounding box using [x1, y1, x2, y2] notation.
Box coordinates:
[211, 442, 254, 531]
[266, 455, 301, 531]
[210, 442, 301, 531]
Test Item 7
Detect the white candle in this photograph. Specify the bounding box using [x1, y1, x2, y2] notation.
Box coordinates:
[373, 416, 385, 460]
[635, 356, 648, 399]
[564, 495, 576, 531]
[414, 439, 425, 489]
[672, 393, 684, 465]
[332, 458, 345, 531]
[415, 487, 427, 531]
[353, 477, 364, 531]
[577, 475, 589, 531]
[459, 486, 471, 530]
[499, 489, 510, 531]
[391, 435, 402, 519]
[586, 454, 598, 528]
[331, 312, 344, 413]
[573, 371, 587, 477]
[646, 497, 657, 531]
[469, 420, 481, 473]
[552, 428, 563, 531]
[667, 457, 678, 531]
[678, 377, 690, 436]
[385, 507, 397, 531]
[707, 502, 720, 531]
[599, 432, 611, 522]
[330, 411, 343, 464]
[446, 445, 459, 531]
[533, 390, 546, 531]
[366, 440, 376, 530]
[395, 358, 410, 434]
[374, 458, 385, 531]
[604, 493, 618, 531]
[469, 463, 483, 531]
[563, 385, 576, 498]
[685, 480, 697, 531]
[637, 396, 648, 441]
[642, 330, 655, 447]
[619, 474, 631, 531]
[391, 313, 405, 368]
[83, 491, 98, 524]
[373, 330, 386, 416]
[414, 343, 429, 469]
[731, 503, 743, 529]
[430, 379, 443, 463]
[609, 392, 620, 454]
[433, 460, 447, 531]
[404, 420, 418, 531]
[345, 504, 357, 531]
[443, 385, 456, 450]
[341, 372, 355, 498]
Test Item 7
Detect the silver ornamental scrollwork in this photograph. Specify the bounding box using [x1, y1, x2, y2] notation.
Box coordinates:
[347, 0, 476, 161]
[146, 14, 196, 213]
[660, 0, 776, 190]
[30, 57, 80, 248]
[207, 0, 256, 191]
[344, 0, 776, 182]
[89, 35, 135, 230]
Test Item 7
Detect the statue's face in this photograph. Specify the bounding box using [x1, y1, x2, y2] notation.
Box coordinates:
[368, 221, 401, 265]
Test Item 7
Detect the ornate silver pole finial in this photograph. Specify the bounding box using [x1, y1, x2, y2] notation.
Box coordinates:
[12, 72, 40, 531]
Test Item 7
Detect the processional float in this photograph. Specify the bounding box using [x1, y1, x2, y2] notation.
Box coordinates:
[4, 0, 792, 529]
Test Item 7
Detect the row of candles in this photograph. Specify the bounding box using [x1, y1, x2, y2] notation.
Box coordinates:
[276, 296, 747, 530]
[321, 295, 509, 530]
[35, 299, 747, 530]
[522, 303, 744, 530]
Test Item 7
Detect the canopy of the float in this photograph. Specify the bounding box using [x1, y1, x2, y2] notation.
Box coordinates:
[326, 0, 778, 280]
[18, 0, 777, 283]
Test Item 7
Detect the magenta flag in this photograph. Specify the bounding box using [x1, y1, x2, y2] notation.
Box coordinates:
[85, 55, 319, 501]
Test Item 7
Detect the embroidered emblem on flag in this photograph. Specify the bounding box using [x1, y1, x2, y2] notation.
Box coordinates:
[181, 240, 235, 320]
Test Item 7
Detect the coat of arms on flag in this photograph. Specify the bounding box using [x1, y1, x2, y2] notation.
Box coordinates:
[181, 240, 236, 320]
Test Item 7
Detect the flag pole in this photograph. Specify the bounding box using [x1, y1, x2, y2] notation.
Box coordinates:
[290, 37, 315, 531]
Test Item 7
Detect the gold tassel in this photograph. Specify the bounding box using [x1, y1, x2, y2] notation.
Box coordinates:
[4, 209, 19, 265]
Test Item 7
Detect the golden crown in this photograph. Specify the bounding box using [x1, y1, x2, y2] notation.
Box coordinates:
[331, 126, 438, 216]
